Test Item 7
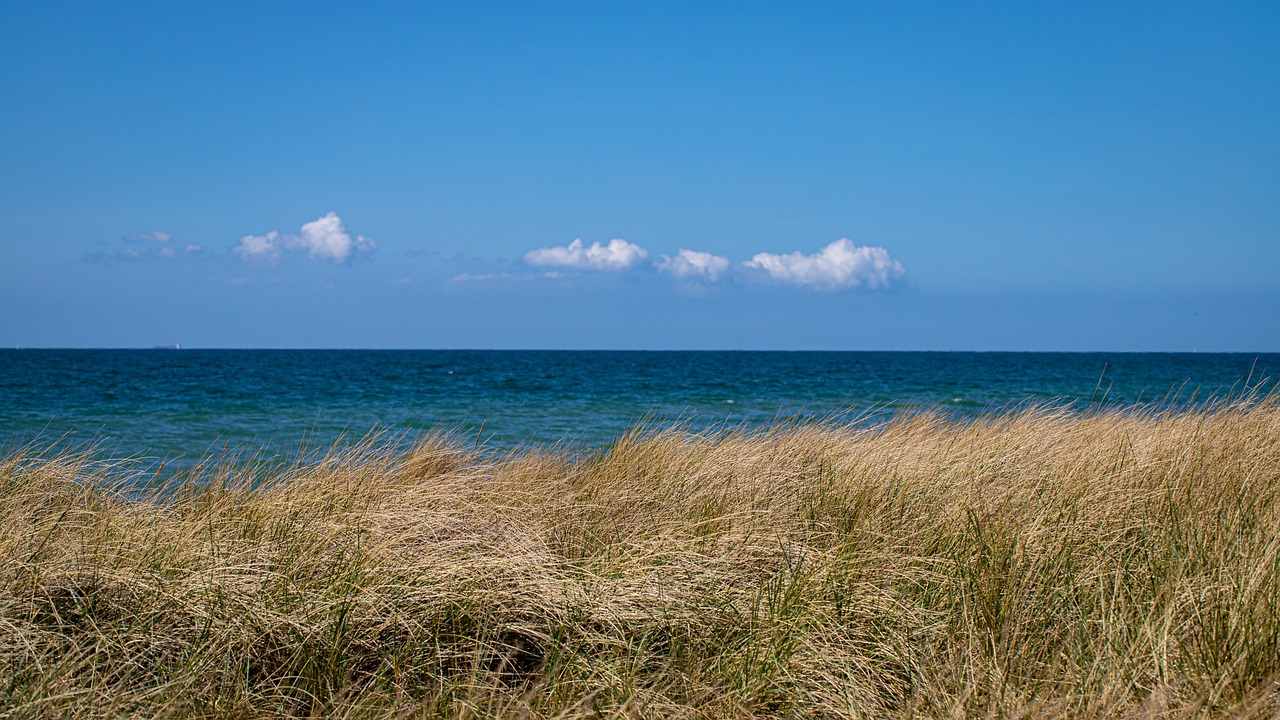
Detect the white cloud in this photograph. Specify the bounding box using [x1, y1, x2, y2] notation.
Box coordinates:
[123, 231, 172, 243]
[743, 238, 906, 291]
[297, 212, 376, 264]
[233, 230, 284, 264]
[233, 212, 376, 265]
[656, 248, 730, 282]
[522, 238, 648, 271]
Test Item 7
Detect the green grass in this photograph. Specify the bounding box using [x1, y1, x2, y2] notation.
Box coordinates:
[2, 398, 1279, 718]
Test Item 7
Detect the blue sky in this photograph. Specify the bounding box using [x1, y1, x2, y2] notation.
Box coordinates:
[1, 1, 1276, 350]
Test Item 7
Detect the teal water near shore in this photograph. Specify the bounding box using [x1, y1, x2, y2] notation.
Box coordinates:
[1, 350, 1275, 465]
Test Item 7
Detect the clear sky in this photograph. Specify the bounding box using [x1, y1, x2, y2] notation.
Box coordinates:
[2, 1, 1276, 350]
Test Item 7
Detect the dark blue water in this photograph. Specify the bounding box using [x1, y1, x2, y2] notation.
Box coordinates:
[1, 350, 1275, 465]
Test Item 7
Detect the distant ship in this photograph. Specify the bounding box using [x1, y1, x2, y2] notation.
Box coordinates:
[151, 343, 182, 350]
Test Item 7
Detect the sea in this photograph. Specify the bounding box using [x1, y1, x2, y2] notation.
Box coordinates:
[1, 350, 1276, 469]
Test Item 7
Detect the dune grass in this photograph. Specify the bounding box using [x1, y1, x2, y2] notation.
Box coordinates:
[2, 398, 1279, 718]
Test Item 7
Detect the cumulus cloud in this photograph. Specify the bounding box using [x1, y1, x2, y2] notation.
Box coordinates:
[743, 238, 906, 291]
[233, 212, 376, 265]
[234, 231, 284, 264]
[522, 238, 648, 271]
[656, 249, 730, 282]
[298, 212, 376, 263]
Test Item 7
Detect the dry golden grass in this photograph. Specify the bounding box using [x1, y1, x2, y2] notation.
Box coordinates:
[2, 398, 1279, 718]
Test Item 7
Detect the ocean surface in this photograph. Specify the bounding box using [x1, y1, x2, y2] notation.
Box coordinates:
[1, 350, 1275, 467]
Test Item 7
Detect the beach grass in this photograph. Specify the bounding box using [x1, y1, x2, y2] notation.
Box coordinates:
[2, 397, 1279, 718]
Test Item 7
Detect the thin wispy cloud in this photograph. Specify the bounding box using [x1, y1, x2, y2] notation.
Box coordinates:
[122, 231, 173, 244]
[449, 272, 510, 283]
[233, 212, 376, 266]
[522, 238, 648, 272]
[118, 244, 204, 261]
[656, 249, 730, 282]
[85, 231, 202, 263]
[743, 239, 906, 291]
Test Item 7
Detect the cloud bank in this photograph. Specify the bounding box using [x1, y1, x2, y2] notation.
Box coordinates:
[656, 249, 730, 282]
[743, 238, 906, 291]
[514, 236, 906, 291]
[233, 212, 376, 265]
[522, 238, 648, 271]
